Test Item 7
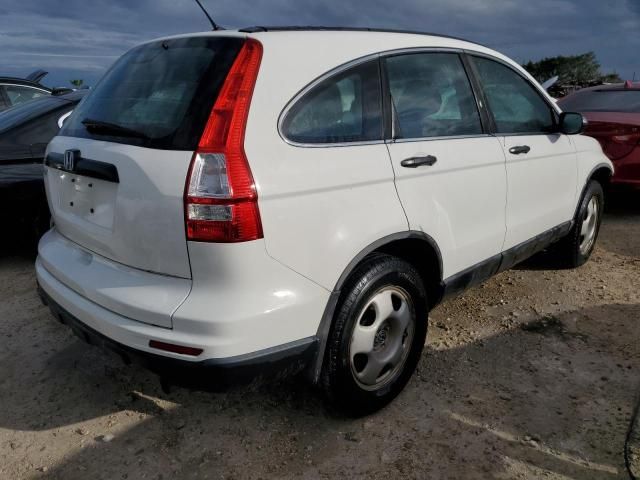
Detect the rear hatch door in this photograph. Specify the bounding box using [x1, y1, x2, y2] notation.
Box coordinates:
[44, 35, 245, 281]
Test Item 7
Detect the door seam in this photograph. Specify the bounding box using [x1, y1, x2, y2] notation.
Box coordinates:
[384, 140, 411, 232]
[493, 133, 509, 252]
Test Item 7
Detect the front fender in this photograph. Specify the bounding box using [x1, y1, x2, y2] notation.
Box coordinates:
[573, 134, 613, 209]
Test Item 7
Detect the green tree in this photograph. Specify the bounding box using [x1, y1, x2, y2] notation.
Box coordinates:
[600, 72, 623, 84]
[523, 52, 621, 88]
[69, 79, 84, 89]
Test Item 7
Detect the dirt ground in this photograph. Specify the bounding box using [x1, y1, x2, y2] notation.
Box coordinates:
[1, 191, 639, 480]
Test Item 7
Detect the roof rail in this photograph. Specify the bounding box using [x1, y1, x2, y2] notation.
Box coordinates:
[238, 26, 483, 46]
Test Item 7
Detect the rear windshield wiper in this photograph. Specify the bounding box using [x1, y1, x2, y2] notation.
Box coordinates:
[81, 118, 149, 140]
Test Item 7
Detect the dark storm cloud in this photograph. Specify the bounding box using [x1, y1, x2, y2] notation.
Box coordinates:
[626, 0, 640, 15]
[0, 0, 638, 87]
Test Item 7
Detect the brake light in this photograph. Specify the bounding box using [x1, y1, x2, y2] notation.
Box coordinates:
[611, 129, 640, 146]
[595, 123, 640, 161]
[185, 38, 263, 242]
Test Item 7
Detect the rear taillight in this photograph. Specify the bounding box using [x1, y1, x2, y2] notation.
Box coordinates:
[611, 130, 640, 146]
[591, 122, 640, 161]
[185, 38, 263, 243]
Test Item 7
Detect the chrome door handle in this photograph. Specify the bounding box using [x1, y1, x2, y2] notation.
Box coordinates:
[400, 155, 438, 168]
[509, 145, 531, 155]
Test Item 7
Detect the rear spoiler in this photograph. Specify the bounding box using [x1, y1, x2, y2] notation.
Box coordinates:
[26, 69, 48, 84]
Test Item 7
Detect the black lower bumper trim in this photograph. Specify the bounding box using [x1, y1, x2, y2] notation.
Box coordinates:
[37, 285, 319, 391]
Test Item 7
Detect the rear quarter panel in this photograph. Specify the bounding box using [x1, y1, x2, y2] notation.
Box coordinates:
[244, 33, 412, 291]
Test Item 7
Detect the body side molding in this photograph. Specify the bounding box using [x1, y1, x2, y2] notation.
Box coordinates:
[442, 221, 572, 300]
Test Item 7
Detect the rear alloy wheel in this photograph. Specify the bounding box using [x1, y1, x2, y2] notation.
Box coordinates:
[554, 180, 604, 268]
[349, 286, 415, 391]
[322, 254, 428, 415]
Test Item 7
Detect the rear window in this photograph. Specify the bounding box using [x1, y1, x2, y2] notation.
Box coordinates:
[61, 36, 244, 150]
[0, 96, 67, 134]
[560, 90, 640, 113]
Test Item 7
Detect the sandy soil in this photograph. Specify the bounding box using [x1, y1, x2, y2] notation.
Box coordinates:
[0, 191, 639, 480]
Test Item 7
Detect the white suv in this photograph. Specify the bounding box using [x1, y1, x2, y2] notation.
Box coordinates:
[36, 27, 612, 413]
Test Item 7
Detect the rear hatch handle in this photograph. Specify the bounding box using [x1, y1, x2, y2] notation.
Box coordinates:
[45, 151, 120, 183]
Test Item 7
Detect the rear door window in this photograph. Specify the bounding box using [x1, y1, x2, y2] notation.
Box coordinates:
[61, 36, 244, 150]
[281, 60, 383, 144]
[384, 52, 483, 139]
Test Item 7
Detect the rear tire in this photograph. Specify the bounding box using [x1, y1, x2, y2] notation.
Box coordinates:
[553, 180, 604, 268]
[321, 254, 428, 416]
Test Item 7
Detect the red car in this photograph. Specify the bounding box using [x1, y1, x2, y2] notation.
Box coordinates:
[559, 81, 640, 187]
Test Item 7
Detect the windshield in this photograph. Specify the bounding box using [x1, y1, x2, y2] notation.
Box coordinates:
[61, 36, 244, 150]
[560, 90, 640, 113]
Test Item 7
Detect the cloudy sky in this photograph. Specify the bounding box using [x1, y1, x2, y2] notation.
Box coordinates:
[0, 0, 638, 88]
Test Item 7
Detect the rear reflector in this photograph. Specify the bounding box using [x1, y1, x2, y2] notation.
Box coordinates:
[149, 340, 203, 357]
[184, 38, 263, 243]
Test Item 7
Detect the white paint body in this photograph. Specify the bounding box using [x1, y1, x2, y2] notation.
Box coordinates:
[36, 30, 612, 362]
[386, 136, 507, 278]
[500, 134, 578, 249]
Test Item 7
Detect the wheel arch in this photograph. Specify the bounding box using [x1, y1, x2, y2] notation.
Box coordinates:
[309, 231, 444, 383]
[574, 163, 613, 218]
[589, 164, 613, 187]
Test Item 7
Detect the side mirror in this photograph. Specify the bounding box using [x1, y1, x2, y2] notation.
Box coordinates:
[559, 112, 586, 135]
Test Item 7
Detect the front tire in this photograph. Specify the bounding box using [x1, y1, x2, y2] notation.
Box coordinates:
[321, 254, 428, 415]
[554, 180, 604, 268]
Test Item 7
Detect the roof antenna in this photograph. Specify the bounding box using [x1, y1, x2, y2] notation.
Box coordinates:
[193, 0, 222, 31]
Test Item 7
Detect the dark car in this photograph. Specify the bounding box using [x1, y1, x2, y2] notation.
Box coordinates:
[0, 70, 58, 112]
[0, 91, 85, 243]
[559, 81, 640, 188]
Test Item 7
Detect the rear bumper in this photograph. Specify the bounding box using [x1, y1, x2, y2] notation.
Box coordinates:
[37, 227, 329, 357]
[36, 227, 330, 387]
[38, 284, 319, 390]
[38, 229, 190, 329]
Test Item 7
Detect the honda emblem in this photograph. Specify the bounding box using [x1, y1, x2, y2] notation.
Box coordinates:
[63, 149, 79, 171]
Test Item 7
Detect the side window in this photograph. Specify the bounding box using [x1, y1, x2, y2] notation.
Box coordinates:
[5, 85, 48, 107]
[472, 56, 555, 134]
[385, 53, 482, 139]
[281, 60, 382, 144]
